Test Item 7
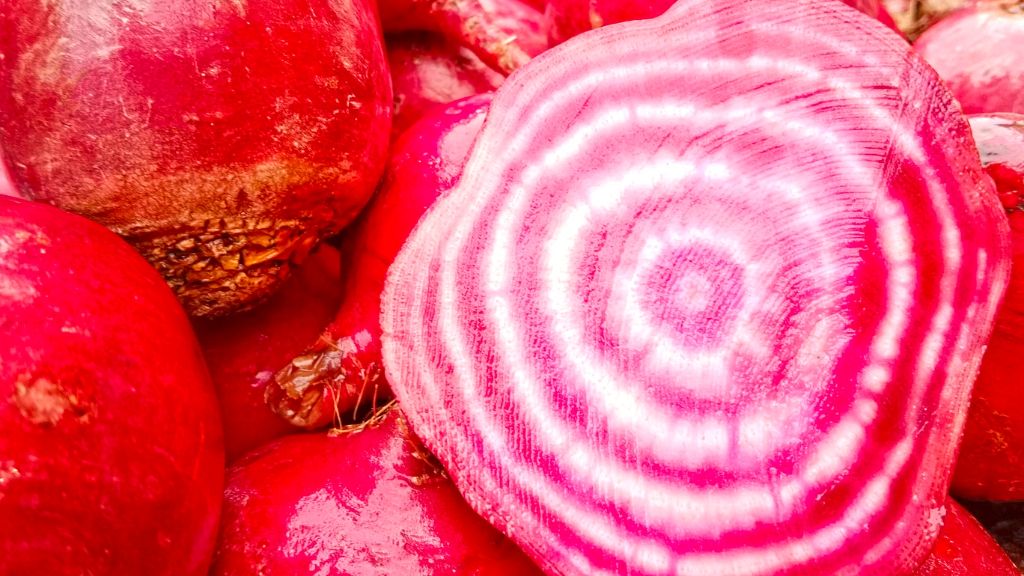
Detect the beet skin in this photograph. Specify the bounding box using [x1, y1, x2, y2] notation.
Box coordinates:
[0, 0, 392, 317]
[0, 197, 224, 575]
[211, 407, 542, 575]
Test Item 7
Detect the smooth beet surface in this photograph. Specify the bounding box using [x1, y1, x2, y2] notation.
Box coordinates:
[194, 246, 342, 462]
[914, 499, 1018, 575]
[387, 32, 503, 138]
[952, 113, 1024, 501]
[0, 150, 17, 198]
[211, 406, 543, 575]
[381, 1, 1009, 574]
[269, 95, 491, 429]
[0, 197, 224, 575]
[915, 5, 1024, 114]
[0, 0, 392, 317]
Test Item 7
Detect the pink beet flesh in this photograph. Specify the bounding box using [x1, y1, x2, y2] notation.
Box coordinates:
[380, 1, 1009, 574]
[211, 406, 543, 575]
[951, 113, 1024, 501]
[388, 32, 503, 138]
[915, 6, 1024, 114]
[913, 499, 1018, 575]
[268, 95, 492, 429]
[378, 0, 548, 74]
[0, 197, 224, 575]
[194, 246, 343, 462]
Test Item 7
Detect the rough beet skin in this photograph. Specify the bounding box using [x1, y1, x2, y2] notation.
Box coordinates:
[0, 197, 224, 575]
[268, 95, 491, 429]
[211, 406, 543, 575]
[0, 0, 392, 317]
[195, 246, 343, 462]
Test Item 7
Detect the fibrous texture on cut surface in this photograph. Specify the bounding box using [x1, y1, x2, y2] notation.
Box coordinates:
[269, 95, 490, 429]
[915, 6, 1024, 114]
[380, 1, 1010, 575]
[211, 406, 544, 575]
[0, 197, 224, 575]
[951, 113, 1024, 501]
[913, 499, 1018, 575]
[0, 0, 391, 317]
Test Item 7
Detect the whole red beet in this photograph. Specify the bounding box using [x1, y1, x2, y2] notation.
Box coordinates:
[195, 246, 343, 462]
[0, 197, 224, 575]
[211, 406, 543, 575]
[914, 499, 1018, 574]
[268, 94, 491, 429]
[0, 0, 391, 317]
[388, 32, 503, 138]
[951, 113, 1024, 501]
[915, 5, 1024, 114]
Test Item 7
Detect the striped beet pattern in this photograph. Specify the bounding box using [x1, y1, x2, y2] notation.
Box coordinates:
[381, 1, 1010, 574]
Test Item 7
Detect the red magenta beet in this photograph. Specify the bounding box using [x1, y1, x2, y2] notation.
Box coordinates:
[380, 1, 1009, 574]
[0, 0, 391, 317]
[951, 113, 1024, 501]
[194, 246, 342, 462]
[961, 501, 1024, 569]
[0, 197, 224, 575]
[544, 0, 900, 44]
[211, 406, 543, 575]
[913, 499, 1018, 575]
[916, 5, 1024, 114]
[0, 150, 18, 198]
[379, 0, 547, 74]
[388, 32, 503, 138]
[268, 95, 491, 430]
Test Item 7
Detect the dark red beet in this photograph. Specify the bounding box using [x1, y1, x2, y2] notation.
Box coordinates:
[544, 0, 900, 44]
[194, 246, 342, 462]
[0, 0, 391, 317]
[211, 406, 543, 575]
[379, 0, 548, 74]
[915, 5, 1024, 114]
[269, 95, 491, 429]
[0, 197, 224, 575]
[913, 499, 1019, 575]
[388, 32, 503, 138]
[951, 113, 1024, 501]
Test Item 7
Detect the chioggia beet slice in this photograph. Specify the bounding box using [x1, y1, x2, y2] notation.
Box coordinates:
[379, 1, 1011, 574]
[387, 32, 503, 138]
[195, 246, 342, 462]
[950, 113, 1024, 501]
[915, 4, 1024, 114]
[269, 95, 491, 429]
[913, 499, 1018, 575]
[0, 0, 392, 317]
[544, 0, 900, 44]
[210, 405, 544, 575]
[0, 197, 224, 575]
[378, 0, 548, 74]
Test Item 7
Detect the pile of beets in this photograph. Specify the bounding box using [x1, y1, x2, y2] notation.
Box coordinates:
[3, 0, 1024, 574]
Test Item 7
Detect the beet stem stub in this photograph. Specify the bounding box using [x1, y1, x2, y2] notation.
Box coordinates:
[380, 1, 1011, 575]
